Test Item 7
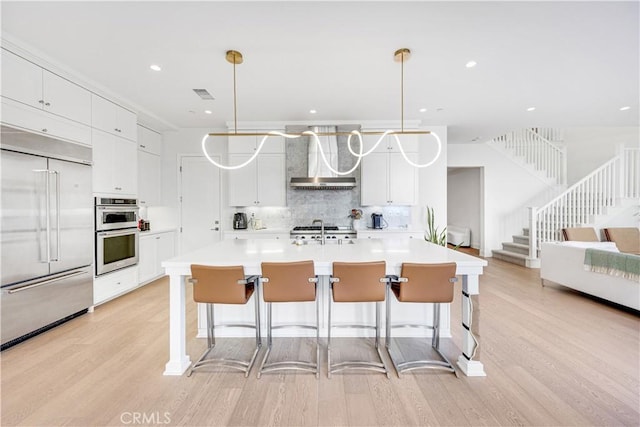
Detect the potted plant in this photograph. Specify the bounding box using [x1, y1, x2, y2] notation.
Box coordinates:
[425, 206, 458, 249]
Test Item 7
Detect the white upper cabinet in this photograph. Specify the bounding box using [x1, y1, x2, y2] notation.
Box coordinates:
[92, 129, 138, 197]
[227, 134, 286, 207]
[361, 151, 417, 206]
[137, 125, 162, 206]
[137, 125, 162, 155]
[1, 49, 42, 110]
[1, 49, 91, 126]
[227, 154, 286, 207]
[91, 94, 137, 141]
[227, 134, 284, 154]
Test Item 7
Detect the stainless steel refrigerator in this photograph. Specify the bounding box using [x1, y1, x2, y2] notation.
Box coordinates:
[1, 126, 94, 349]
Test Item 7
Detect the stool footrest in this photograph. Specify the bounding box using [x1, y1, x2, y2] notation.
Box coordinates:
[271, 323, 318, 331]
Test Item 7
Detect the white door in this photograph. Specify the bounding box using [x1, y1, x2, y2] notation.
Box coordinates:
[180, 156, 221, 253]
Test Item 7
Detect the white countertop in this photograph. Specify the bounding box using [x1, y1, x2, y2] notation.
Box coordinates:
[139, 227, 178, 236]
[223, 228, 289, 234]
[163, 238, 486, 277]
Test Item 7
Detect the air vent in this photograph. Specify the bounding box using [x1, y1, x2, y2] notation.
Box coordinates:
[192, 89, 215, 100]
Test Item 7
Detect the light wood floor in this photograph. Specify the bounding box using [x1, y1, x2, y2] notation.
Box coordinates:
[2, 256, 639, 426]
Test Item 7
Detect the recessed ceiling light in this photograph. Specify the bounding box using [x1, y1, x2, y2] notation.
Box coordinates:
[465, 61, 477, 68]
[527, 107, 536, 111]
[419, 108, 427, 113]
[309, 109, 317, 114]
[620, 106, 631, 111]
[204, 110, 212, 114]
[150, 64, 162, 71]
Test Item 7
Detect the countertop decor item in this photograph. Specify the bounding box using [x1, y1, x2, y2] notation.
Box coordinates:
[201, 49, 442, 171]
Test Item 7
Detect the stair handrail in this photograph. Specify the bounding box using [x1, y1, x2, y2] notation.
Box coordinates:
[491, 128, 567, 185]
[528, 155, 621, 258]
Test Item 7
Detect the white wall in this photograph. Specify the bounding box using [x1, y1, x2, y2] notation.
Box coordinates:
[447, 167, 482, 249]
[448, 143, 555, 256]
[146, 127, 228, 231]
[415, 126, 448, 233]
[563, 127, 640, 184]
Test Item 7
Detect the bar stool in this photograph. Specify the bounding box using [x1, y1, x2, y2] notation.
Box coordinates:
[257, 260, 320, 378]
[187, 264, 261, 377]
[328, 261, 390, 378]
[386, 262, 458, 377]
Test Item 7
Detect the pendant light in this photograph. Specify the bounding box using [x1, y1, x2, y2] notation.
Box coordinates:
[202, 48, 441, 169]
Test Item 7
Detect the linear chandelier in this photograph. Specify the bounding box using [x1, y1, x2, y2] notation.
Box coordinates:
[202, 48, 442, 171]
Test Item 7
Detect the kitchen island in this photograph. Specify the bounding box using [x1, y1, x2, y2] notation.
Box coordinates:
[162, 238, 487, 377]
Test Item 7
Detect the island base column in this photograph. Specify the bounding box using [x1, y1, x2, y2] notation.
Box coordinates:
[164, 273, 192, 375]
[456, 274, 486, 377]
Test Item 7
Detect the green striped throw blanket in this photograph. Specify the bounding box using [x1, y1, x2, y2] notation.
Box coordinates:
[584, 249, 640, 281]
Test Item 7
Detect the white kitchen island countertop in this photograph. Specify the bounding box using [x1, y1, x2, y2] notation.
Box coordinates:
[162, 238, 487, 377]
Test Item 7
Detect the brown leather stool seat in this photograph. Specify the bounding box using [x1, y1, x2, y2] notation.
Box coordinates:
[188, 264, 261, 377]
[386, 262, 458, 377]
[257, 260, 319, 378]
[328, 261, 390, 378]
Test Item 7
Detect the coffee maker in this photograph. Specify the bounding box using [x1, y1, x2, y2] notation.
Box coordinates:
[371, 213, 384, 229]
[233, 212, 248, 229]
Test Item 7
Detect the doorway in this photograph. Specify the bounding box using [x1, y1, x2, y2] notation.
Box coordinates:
[179, 155, 222, 253]
[447, 167, 484, 254]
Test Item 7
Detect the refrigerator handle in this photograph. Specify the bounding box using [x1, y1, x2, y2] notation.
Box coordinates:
[33, 169, 50, 263]
[51, 170, 60, 262]
[44, 169, 52, 263]
[5, 270, 88, 294]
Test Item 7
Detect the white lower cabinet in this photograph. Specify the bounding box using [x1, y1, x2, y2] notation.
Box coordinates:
[93, 266, 139, 305]
[139, 231, 176, 284]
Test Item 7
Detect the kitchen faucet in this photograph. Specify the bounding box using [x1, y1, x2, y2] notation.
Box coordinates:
[312, 219, 325, 245]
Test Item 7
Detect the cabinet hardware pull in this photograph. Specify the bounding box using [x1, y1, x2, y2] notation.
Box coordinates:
[38, 100, 44, 104]
[45, 102, 50, 106]
[42, 128, 48, 132]
[140, 144, 146, 148]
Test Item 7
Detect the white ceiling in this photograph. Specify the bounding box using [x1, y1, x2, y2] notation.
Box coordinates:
[2, 1, 638, 143]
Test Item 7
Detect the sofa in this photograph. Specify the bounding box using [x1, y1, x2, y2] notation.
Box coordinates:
[447, 225, 471, 247]
[603, 227, 640, 255]
[540, 241, 640, 311]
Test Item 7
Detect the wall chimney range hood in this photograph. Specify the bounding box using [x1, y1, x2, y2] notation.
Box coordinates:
[290, 125, 357, 190]
[290, 176, 356, 190]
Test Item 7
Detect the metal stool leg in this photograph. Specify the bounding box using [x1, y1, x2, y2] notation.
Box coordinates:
[327, 289, 332, 379]
[189, 291, 262, 377]
[257, 297, 319, 378]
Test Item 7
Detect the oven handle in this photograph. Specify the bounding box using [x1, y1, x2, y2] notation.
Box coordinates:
[97, 228, 140, 238]
[96, 205, 140, 212]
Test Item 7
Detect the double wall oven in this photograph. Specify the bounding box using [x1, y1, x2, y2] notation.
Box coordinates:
[95, 198, 139, 276]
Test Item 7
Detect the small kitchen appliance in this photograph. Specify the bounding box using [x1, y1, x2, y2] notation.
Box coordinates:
[233, 212, 248, 229]
[371, 213, 384, 229]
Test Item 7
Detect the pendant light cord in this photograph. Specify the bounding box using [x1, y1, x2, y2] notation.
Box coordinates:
[401, 52, 404, 133]
[233, 54, 238, 134]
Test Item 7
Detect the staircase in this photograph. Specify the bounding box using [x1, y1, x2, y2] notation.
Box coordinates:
[493, 145, 640, 268]
[492, 227, 535, 266]
[489, 128, 565, 267]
